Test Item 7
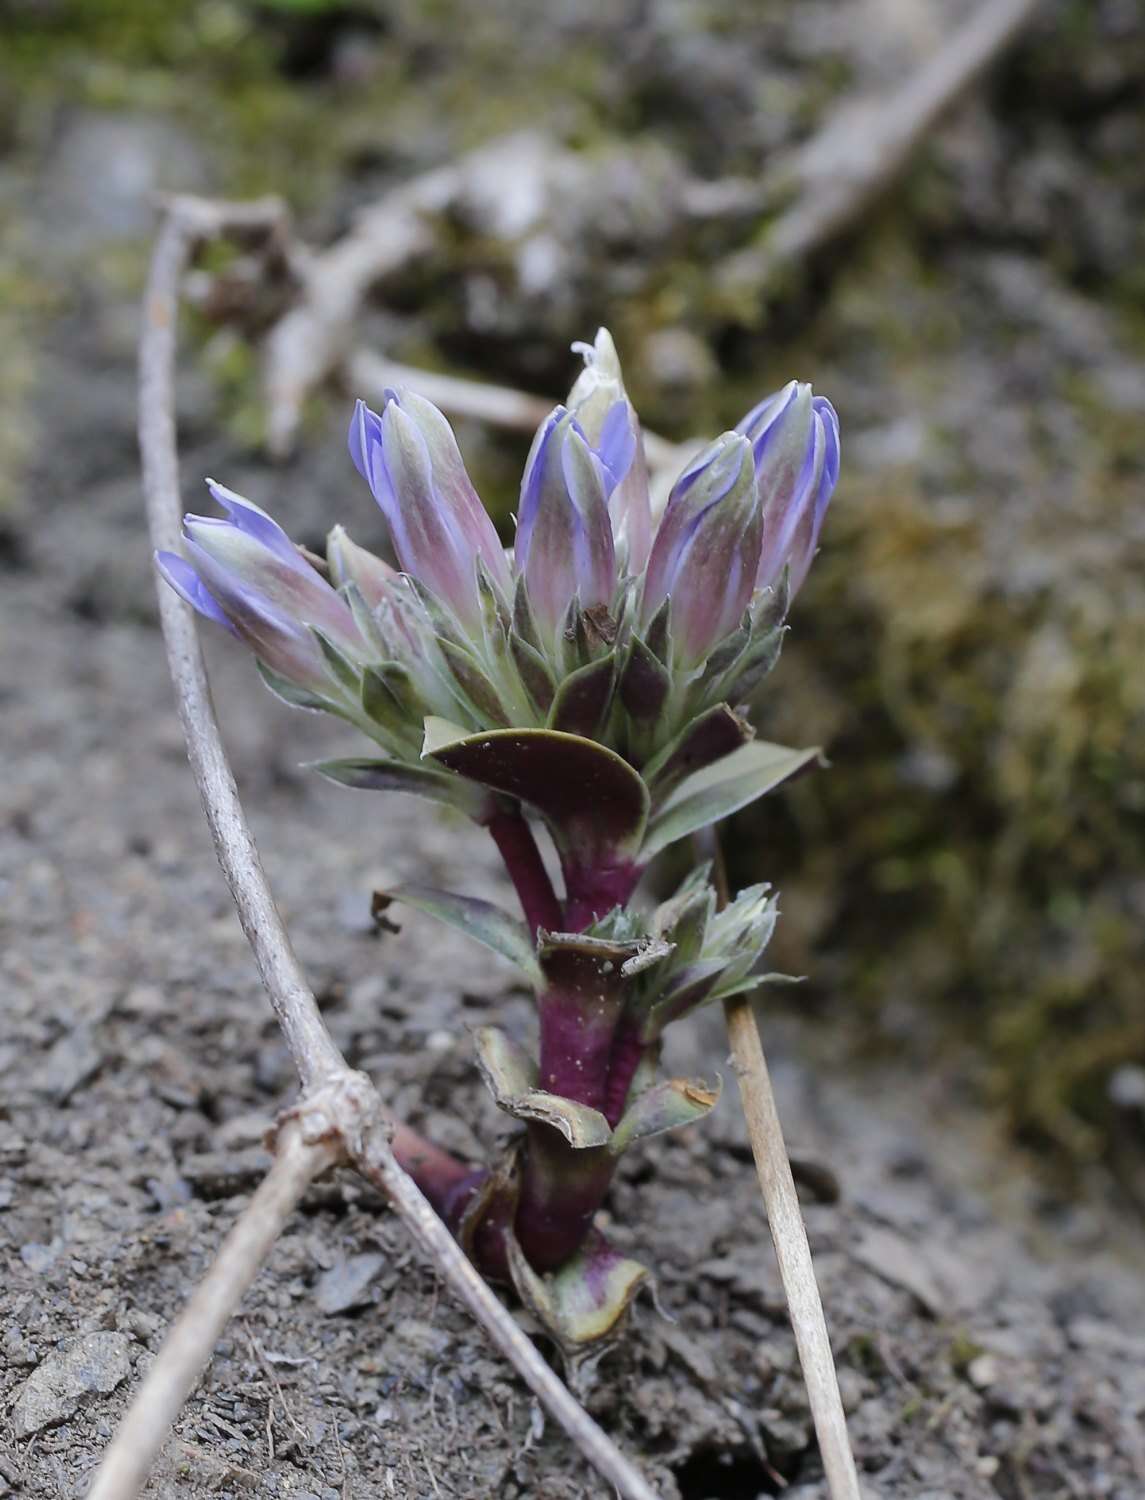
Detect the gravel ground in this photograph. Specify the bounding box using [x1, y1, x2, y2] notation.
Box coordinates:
[2, 305, 1144, 1500]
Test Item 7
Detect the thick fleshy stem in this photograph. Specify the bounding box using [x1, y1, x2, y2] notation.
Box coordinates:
[537, 988, 622, 1111]
[486, 805, 564, 935]
[602, 1017, 647, 1127]
[562, 860, 643, 932]
[515, 1131, 614, 1272]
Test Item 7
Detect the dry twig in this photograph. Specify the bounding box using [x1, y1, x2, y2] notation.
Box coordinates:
[725, 0, 1040, 293]
[88, 192, 661, 1500]
[702, 832, 862, 1500]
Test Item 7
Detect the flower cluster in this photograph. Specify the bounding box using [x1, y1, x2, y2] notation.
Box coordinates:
[157, 329, 838, 1346]
[159, 330, 836, 768]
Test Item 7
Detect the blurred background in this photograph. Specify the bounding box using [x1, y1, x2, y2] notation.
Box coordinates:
[2, 0, 1143, 1200]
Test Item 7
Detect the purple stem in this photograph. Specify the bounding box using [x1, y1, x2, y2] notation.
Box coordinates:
[390, 1119, 487, 1227]
[515, 1131, 615, 1271]
[537, 989, 619, 1112]
[602, 1016, 646, 1127]
[562, 860, 643, 932]
[486, 807, 564, 936]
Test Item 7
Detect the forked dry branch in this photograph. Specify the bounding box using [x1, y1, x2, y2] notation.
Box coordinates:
[724, 0, 1040, 293]
[88, 192, 662, 1500]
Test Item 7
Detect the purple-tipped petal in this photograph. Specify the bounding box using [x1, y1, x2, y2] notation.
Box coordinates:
[183, 538, 332, 689]
[347, 398, 384, 488]
[348, 391, 508, 628]
[183, 511, 361, 653]
[515, 406, 617, 641]
[736, 380, 799, 461]
[566, 329, 652, 575]
[753, 384, 840, 595]
[154, 550, 236, 633]
[203, 480, 300, 567]
[642, 432, 760, 666]
[596, 400, 637, 495]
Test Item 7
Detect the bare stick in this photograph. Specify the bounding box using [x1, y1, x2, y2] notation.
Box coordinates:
[727, 0, 1039, 291]
[116, 192, 664, 1500]
[140, 194, 345, 1093]
[722, 998, 861, 1500]
[87, 1124, 340, 1500]
[703, 834, 861, 1500]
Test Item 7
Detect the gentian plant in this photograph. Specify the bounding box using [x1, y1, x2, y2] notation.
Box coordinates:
[158, 330, 838, 1350]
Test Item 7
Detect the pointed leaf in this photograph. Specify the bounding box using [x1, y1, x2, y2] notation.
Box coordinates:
[309, 626, 362, 694]
[310, 756, 491, 818]
[723, 625, 786, 703]
[610, 1076, 722, 1155]
[546, 652, 616, 738]
[438, 639, 511, 726]
[510, 632, 557, 714]
[423, 720, 650, 863]
[641, 740, 821, 858]
[644, 596, 671, 664]
[381, 884, 542, 983]
[643, 957, 726, 1037]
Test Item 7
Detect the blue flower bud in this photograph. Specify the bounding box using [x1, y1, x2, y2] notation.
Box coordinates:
[568, 328, 652, 572]
[156, 482, 366, 695]
[640, 432, 760, 666]
[737, 383, 840, 596]
[349, 392, 510, 632]
[514, 404, 631, 644]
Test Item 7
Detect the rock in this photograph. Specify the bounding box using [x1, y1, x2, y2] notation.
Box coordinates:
[852, 1225, 951, 1317]
[31, 1026, 103, 1103]
[11, 1332, 133, 1436]
[19, 1239, 62, 1273]
[313, 1252, 385, 1314]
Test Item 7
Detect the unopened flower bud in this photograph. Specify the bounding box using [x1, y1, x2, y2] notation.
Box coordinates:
[737, 382, 840, 596]
[514, 404, 630, 644]
[326, 524, 397, 611]
[156, 483, 366, 695]
[348, 392, 510, 631]
[568, 328, 652, 572]
[640, 432, 760, 666]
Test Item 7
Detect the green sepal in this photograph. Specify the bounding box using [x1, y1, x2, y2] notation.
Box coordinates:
[438, 640, 511, 726]
[509, 633, 556, 714]
[644, 596, 671, 664]
[308, 627, 361, 695]
[609, 1075, 721, 1156]
[546, 652, 616, 738]
[339, 579, 389, 656]
[640, 740, 821, 858]
[256, 659, 336, 712]
[722, 625, 786, 703]
[618, 635, 670, 722]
